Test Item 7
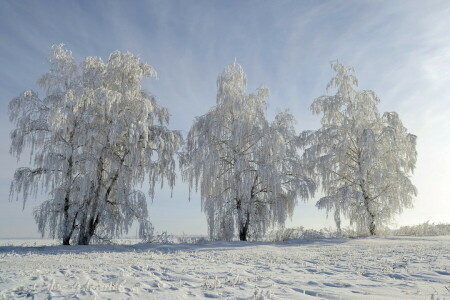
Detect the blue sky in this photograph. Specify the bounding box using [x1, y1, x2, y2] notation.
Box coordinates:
[1, 0, 449, 238]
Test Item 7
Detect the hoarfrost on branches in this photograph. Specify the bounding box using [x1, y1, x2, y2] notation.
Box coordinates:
[301, 61, 417, 235]
[182, 62, 315, 241]
[9, 44, 181, 245]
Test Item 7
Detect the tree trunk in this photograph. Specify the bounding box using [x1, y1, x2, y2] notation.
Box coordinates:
[360, 175, 376, 236]
[77, 214, 90, 245]
[77, 155, 104, 245]
[62, 155, 74, 245]
[238, 179, 257, 241]
[62, 198, 72, 245]
[76, 153, 123, 245]
[62, 235, 71, 246]
[236, 198, 249, 241]
[239, 229, 247, 241]
[62, 211, 78, 245]
[77, 214, 100, 245]
[369, 215, 376, 236]
[77, 206, 96, 245]
[77, 198, 99, 245]
[61, 122, 80, 246]
[364, 196, 376, 236]
[238, 211, 250, 241]
[334, 208, 342, 236]
[77, 232, 91, 245]
[62, 192, 74, 245]
[239, 225, 248, 241]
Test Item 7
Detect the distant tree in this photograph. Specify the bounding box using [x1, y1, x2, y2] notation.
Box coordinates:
[9, 45, 181, 245]
[300, 61, 417, 235]
[182, 62, 315, 241]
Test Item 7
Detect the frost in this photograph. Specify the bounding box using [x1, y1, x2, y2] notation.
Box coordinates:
[9, 44, 181, 245]
[301, 61, 417, 235]
[181, 62, 315, 241]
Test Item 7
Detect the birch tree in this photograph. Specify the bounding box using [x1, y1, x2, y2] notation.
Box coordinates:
[182, 62, 315, 241]
[301, 61, 417, 235]
[9, 45, 181, 245]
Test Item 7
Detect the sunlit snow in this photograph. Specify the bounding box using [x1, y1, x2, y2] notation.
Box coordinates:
[1, 236, 449, 299]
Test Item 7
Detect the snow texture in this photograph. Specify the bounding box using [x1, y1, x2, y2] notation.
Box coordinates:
[1, 236, 449, 299]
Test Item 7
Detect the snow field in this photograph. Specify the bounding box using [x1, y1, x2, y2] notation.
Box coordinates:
[1, 236, 449, 299]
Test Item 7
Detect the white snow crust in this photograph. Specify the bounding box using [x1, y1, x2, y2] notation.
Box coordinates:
[1, 236, 449, 299]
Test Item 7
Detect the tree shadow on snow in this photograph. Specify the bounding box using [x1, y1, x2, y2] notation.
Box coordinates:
[0, 238, 349, 256]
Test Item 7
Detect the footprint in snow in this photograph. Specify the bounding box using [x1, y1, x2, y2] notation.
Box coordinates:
[291, 288, 318, 296]
[318, 271, 334, 275]
[204, 292, 220, 298]
[323, 282, 352, 288]
[386, 273, 408, 280]
[435, 270, 450, 275]
[131, 266, 143, 271]
[292, 288, 343, 300]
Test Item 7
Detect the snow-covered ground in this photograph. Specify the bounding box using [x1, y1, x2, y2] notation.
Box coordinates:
[1, 236, 449, 299]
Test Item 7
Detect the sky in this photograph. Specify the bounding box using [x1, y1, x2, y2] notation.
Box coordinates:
[0, 0, 449, 238]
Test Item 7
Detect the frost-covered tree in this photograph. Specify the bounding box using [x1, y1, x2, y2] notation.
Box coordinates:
[182, 62, 315, 241]
[300, 61, 417, 235]
[9, 44, 181, 245]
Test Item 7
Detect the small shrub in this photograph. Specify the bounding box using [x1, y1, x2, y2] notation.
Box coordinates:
[393, 222, 450, 236]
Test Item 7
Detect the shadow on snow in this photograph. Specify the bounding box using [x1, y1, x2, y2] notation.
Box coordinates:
[0, 238, 349, 256]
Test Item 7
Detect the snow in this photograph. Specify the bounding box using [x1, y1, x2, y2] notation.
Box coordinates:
[1, 236, 449, 299]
